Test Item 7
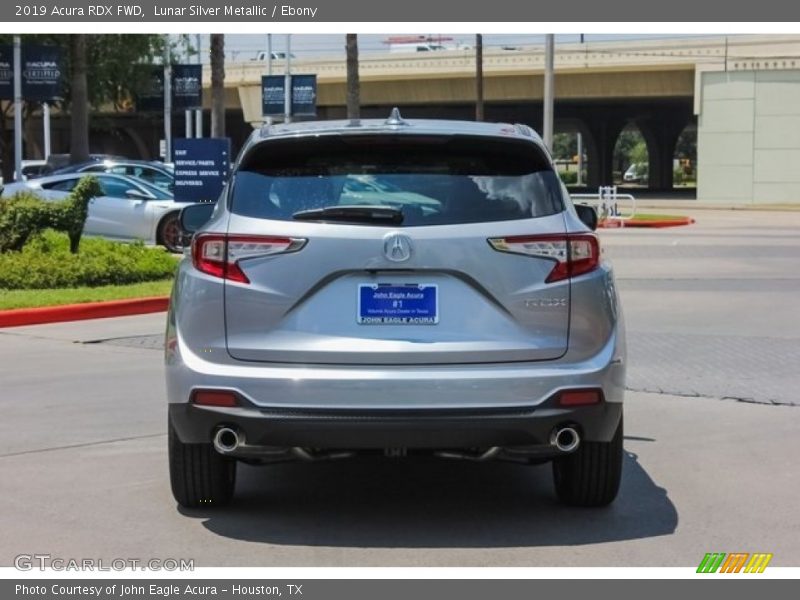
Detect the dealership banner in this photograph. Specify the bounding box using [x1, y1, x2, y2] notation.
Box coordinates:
[0, 44, 63, 102]
[135, 66, 165, 112]
[172, 64, 203, 110]
[137, 64, 202, 112]
[262, 74, 317, 117]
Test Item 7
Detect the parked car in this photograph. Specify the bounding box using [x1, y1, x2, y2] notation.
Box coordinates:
[51, 159, 174, 192]
[41, 153, 125, 175]
[254, 51, 296, 61]
[166, 110, 626, 508]
[14, 159, 49, 181]
[1, 173, 188, 252]
[623, 163, 648, 184]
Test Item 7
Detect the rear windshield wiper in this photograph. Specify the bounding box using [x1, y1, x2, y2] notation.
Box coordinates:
[292, 205, 404, 225]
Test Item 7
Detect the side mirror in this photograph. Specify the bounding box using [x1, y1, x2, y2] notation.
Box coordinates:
[575, 204, 598, 231]
[125, 189, 151, 200]
[179, 203, 216, 235]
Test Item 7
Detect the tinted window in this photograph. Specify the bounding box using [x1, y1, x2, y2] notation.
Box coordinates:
[127, 176, 173, 200]
[134, 167, 173, 191]
[43, 178, 79, 192]
[98, 176, 140, 199]
[231, 135, 563, 226]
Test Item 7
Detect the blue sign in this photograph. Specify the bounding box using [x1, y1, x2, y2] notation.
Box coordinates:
[137, 64, 202, 112]
[172, 64, 202, 110]
[0, 44, 63, 102]
[261, 74, 317, 117]
[291, 74, 317, 117]
[173, 138, 230, 203]
[261, 75, 285, 116]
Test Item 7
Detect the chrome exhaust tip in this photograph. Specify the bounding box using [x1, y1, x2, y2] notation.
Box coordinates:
[551, 427, 580, 453]
[213, 427, 241, 454]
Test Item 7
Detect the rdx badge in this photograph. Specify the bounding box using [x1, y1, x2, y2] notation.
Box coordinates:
[525, 297, 567, 308]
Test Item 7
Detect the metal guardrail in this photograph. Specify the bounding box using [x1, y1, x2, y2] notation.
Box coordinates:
[572, 186, 637, 221]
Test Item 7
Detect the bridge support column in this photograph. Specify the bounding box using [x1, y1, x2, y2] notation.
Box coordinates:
[638, 116, 690, 191]
[583, 117, 627, 189]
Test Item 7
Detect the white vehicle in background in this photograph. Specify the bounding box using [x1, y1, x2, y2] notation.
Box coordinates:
[1, 172, 191, 252]
[13, 159, 49, 181]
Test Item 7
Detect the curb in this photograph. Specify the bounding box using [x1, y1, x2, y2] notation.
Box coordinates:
[599, 217, 695, 229]
[0, 296, 169, 328]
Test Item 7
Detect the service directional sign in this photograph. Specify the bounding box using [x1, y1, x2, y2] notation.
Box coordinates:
[173, 138, 230, 203]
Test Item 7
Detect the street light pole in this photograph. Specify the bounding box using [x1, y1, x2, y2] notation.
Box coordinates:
[284, 34, 292, 124]
[265, 34, 274, 126]
[43, 102, 51, 159]
[195, 34, 203, 138]
[164, 36, 172, 162]
[543, 34, 555, 150]
[13, 35, 22, 180]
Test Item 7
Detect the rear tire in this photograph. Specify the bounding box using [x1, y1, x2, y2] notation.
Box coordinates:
[552, 416, 623, 507]
[168, 416, 236, 508]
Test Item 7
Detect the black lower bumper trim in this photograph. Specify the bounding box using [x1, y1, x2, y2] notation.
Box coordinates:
[169, 401, 622, 449]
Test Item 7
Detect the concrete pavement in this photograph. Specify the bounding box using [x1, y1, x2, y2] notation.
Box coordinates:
[1, 208, 798, 567]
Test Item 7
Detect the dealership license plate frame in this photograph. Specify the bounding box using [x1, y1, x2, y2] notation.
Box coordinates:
[357, 283, 439, 325]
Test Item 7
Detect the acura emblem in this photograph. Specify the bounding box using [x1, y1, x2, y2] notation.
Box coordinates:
[383, 233, 412, 262]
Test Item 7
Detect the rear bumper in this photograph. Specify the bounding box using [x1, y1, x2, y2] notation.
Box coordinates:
[166, 316, 625, 449]
[169, 399, 622, 449]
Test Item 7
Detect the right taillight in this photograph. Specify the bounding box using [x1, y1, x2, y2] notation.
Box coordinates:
[487, 233, 600, 283]
[191, 234, 306, 284]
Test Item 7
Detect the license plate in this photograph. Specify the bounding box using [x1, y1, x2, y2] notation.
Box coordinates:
[357, 284, 438, 325]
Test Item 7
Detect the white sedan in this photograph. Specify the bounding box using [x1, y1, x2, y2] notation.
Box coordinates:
[1, 173, 192, 252]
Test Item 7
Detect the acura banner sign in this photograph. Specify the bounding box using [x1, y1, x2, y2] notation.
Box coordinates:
[136, 64, 203, 112]
[0, 44, 63, 101]
[172, 64, 202, 110]
[261, 74, 317, 118]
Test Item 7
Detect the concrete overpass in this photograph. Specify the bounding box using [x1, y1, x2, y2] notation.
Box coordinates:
[207, 34, 800, 198]
[12, 35, 800, 202]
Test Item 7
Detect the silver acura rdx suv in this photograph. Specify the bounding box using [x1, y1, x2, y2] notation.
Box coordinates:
[166, 110, 626, 508]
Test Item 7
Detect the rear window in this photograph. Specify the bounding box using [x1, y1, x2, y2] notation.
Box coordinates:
[230, 135, 564, 226]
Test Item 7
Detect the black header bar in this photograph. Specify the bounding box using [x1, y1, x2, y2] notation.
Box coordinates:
[2, 0, 800, 23]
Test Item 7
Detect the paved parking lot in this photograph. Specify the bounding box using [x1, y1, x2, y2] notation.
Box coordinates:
[1, 209, 799, 566]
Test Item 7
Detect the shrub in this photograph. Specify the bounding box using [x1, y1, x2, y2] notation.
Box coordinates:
[0, 176, 101, 253]
[0, 191, 46, 253]
[559, 170, 578, 185]
[0, 230, 179, 290]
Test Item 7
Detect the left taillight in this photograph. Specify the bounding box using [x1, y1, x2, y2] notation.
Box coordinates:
[191, 234, 307, 284]
[487, 233, 600, 283]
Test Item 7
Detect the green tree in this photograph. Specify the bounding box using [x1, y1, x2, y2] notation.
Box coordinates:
[551, 133, 577, 161]
[0, 34, 173, 175]
[674, 126, 697, 160]
[630, 140, 648, 166]
[613, 126, 646, 172]
[69, 35, 89, 164]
